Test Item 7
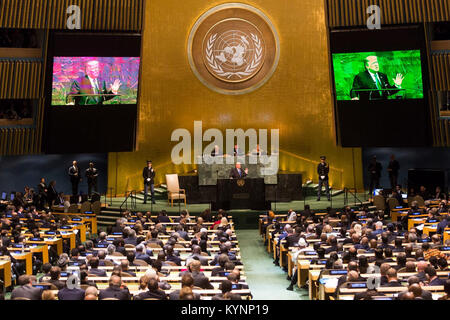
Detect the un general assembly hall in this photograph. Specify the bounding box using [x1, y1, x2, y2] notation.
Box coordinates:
[0, 0, 450, 311]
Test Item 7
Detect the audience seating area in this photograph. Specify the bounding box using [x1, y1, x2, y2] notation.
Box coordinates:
[259, 199, 450, 300]
[0, 203, 252, 300]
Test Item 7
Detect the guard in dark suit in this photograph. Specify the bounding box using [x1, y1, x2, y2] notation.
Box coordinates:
[317, 156, 330, 201]
[85, 162, 99, 197]
[229, 162, 248, 179]
[47, 181, 58, 206]
[387, 155, 400, 189]
[143, 160, 156, 204]
[350, 56, 404, 101]
[37, 178, 48, 210]
[368, 155, 382, 194]
[68, 160, 81, 196]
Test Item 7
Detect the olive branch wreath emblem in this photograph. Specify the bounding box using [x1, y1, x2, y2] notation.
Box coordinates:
[205, 33, 263, 79]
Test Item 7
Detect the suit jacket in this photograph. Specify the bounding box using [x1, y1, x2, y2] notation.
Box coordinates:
[350, 70, 401, 100]
[49, 279, 66, 290]
[283, 234, 301, 249]
[192, 271, 214, 289]
[58, 287, 85, 300]
[381, 280, 404, 287]
[85, 167, 98, 183]
[229, 167, 247, 179]
[134, 289, 167, 300]
[143, 167, 155, 185]
[186, 253, 209, 266]
[47, 185, 57, 204]
[398, 289, 433, 300]
[37, 183, 47, 197]
[67, 75, 116, 105]
[88, 268, 107, 277]
[212, 293, 242, 300]
[69, 166, 81, 183]
[169, 289, 201, 300]
[98, 286, 131, 300]
[11, 285, 43, 300]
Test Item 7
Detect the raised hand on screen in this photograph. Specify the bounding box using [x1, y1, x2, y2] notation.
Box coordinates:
[393, 73, 405, 87]
[110, 79, 122, 94]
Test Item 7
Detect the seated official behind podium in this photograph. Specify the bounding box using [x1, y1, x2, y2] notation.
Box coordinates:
[229, 162, 248, 179]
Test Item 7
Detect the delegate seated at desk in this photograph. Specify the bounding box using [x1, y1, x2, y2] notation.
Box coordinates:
[229, 163, 248, 179]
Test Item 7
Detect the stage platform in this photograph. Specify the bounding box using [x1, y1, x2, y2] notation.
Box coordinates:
[99, 192, 370, 229]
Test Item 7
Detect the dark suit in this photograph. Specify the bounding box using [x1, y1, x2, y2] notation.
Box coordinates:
[368, 160, 382, 193]
[88, 268, 107, 277]
[68, 165, 81, 196]
[388, 160, 400, 189]
[350, 70, 401, 101]
[11, 285, 43, 300]
[98, 285, 131, 300]
[85, 167, 98, 197]
[58, 287, 85, 300]
[67, 75, 117, 105]
[381, 280, 404, 287]
[317, 162, 330, 200]
[192, 271, 214, 289]
[37, 182, 47, 209]
[169, 289, 201, 300]
[142, 166, 155, 203]
[212, 293, 242, 300]
[47, 184, 57, 206]
[134, 289, 167, 300]
[229, 167, 247, 179]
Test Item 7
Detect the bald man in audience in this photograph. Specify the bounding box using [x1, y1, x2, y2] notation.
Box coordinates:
[415, 261, 429, 283]
[381, 268, 403, 287]
[169, 274, 201, 300]
[397, 276, 432, 300]
[98, 275, 131, 300]
[379, 263, 391, 286]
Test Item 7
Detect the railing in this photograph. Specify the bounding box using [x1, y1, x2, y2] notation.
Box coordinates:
[120, 190, 137, 212]
[103, 187, 114, 207]
[344, 187, 364, 206]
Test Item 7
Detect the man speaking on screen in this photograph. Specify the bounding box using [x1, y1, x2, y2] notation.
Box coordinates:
[350, 55, 405, 101]
[66, 60, 122, 105]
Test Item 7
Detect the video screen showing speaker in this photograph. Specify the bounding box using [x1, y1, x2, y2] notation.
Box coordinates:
[332, 50, 424, 101]
[52, 56, 140, 106]
[330, 26, 430, 147]
[43, 32, 141, 154]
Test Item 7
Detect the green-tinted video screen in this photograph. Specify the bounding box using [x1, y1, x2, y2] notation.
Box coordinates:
[332, 50, 424, 101]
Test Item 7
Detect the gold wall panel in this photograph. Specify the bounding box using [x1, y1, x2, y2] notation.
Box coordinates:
[0, 0, 143, 30]
[108, 0, 364, 195]
[327, 0, 450, 27]
[0, 60, 42, 99]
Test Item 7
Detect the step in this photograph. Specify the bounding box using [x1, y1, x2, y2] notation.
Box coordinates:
[331, 189, 344, 197]
[97, 215, 120, 221]
[97, 221, 115, 226]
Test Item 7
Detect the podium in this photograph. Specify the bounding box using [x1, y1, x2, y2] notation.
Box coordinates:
[213, 178, 270, 211]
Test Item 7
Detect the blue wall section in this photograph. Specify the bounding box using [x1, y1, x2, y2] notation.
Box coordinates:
[0, 154, 108, 195]
[362, 148, 450, 190]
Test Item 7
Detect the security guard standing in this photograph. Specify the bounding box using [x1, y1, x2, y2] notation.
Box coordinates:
[317, 156, 330, 201]
[85, 162, 99, 198]
[143, 160, 156, 204]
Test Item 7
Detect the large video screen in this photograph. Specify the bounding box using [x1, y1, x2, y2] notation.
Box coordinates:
[52, 57, 140, 106]
[330, 26, 431, 147]
[43, 32, 141, 154]
[332, 50, 423, 101]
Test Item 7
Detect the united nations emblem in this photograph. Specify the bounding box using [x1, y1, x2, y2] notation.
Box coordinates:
[188, 3, 280, 95]
[237, 179, 245, 187]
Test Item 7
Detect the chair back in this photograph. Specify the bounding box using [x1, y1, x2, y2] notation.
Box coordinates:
[166, 174, 180, 193]
[101, 298, 119, 300]
[124, 244, 135, 249]
[413, 195, 425, 207]
[102, 260, 115, 266]
[387, 198, 400, 210]
[67, 204, 79, 213]
[13, 297, 31, 300]
[80, 201, 92, 214]
[373, 195, 386, 211]
[91, 201, 101, 215]
[133, 259, 148, 266]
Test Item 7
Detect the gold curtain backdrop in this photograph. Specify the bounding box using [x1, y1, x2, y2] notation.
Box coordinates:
[107, 0, 364, 195]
